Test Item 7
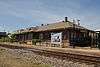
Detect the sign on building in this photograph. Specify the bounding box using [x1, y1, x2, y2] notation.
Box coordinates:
[51, 32, 62, 44]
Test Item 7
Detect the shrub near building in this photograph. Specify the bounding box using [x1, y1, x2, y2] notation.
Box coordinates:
[97, 33, 100, 49]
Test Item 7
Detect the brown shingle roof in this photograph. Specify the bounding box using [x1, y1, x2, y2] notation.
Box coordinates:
[15, 21, 90, 34]
[36, 21, 88, 32]
[37, 22, 69, 31]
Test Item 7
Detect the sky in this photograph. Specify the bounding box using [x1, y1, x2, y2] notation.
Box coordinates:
[0, 0, 100, 32]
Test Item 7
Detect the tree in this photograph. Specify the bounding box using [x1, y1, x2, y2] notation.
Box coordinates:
[10, 34, 17, 42]
[97, 33, 100, 49]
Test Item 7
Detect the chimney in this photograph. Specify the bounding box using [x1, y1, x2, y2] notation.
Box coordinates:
[65, 17, 68, 22]
[41, 24, 44, 26]
[47, 24, 49, 25]
[73, 19, 75, 24]
[77, 19, 80, 26]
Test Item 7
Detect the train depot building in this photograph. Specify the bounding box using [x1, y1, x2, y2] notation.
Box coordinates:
[14, 17, 96, 48]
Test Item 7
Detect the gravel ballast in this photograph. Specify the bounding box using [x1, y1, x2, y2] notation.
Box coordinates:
[0, 46, 98, 67]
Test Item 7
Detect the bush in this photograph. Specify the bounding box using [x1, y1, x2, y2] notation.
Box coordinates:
[0, 34, 17, 43]
[97, 39, 100, 49]
[0, 37, 11, 42]
[32, 39, 42, 45]
[97, 33, 100, 49]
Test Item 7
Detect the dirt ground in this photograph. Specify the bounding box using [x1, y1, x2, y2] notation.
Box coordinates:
[0, 47, 51, 67]
[0, 46, 97, 67]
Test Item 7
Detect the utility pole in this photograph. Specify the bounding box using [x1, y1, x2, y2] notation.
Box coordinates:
[3, 24, 5, 32]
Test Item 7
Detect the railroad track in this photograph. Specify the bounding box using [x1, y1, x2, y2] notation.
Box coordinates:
[0, 44, 100, 65]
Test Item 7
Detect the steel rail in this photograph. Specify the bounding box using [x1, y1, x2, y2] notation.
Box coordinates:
[0, 44, 100, 65]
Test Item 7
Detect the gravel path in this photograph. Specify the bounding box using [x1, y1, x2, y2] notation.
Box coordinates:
[0, 46, 97, 67]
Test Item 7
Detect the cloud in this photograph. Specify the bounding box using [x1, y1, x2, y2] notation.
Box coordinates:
[0, 0, 100, 32]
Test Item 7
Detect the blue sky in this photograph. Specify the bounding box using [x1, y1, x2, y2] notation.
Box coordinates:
[0, 0, 100, 32]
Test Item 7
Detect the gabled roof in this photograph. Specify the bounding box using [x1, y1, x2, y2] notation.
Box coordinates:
[37, 21, 69, 32]
[14, 21, 92, 34]
[36, 21, 88, 32]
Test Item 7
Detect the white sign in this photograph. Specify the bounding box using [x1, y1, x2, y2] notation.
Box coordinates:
[51, 32, 62, 44]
